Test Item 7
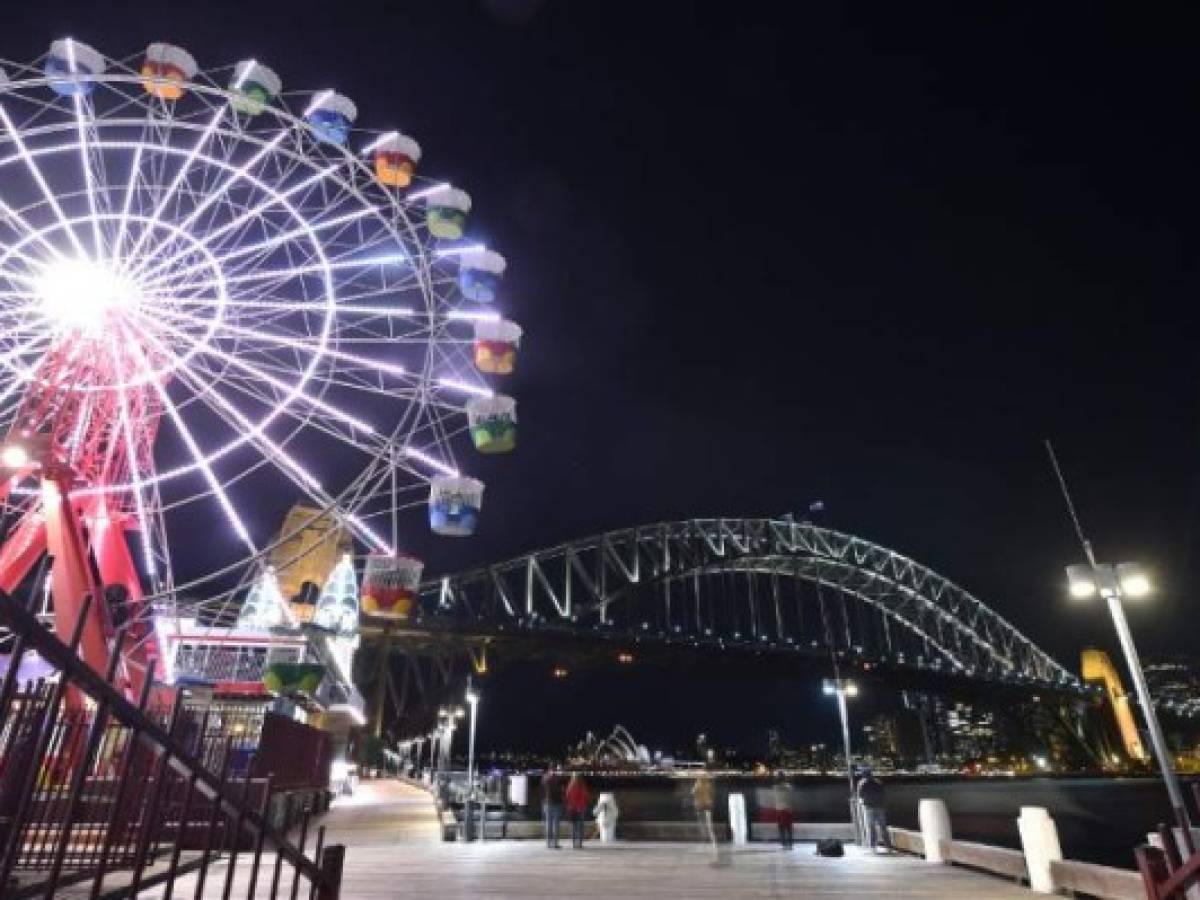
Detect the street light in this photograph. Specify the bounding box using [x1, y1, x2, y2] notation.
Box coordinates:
[1065, 560, 1193, 850]
[823, 677, 860, 839]
[465, 683, 480, 798]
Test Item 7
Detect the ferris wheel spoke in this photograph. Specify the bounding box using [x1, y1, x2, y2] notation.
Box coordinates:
[168, 361, 393, 553]
[148, 301, 410, 380]
[117, 102, 230, 276]
[137, 310, 376, 435]
[119, 323, 257, 553]
[107, 334, 159, 580]
[71, 94, 105, 261]
[132, 157, 353, 285]
[110, 142, 144, 265]
[127, 127, 296, 281]
[136, 202, 381, 289]
[0, 106, 89, 260]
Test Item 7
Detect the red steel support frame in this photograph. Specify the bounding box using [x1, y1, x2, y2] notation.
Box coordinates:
[0, 330, 164, 698]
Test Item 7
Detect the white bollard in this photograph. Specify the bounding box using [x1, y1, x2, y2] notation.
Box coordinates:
[594, 792, 619, 844]
[508, 774, 528, 806]
[1017, 807, 1063, 894]
[728, 793, 748, 845]
[918, 799, 952, 863]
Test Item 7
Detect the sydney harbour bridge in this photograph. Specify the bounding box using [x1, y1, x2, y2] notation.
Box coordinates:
[354, 517, 1087, 737]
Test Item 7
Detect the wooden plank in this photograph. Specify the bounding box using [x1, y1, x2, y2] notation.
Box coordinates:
[120, 780, 1038, 898]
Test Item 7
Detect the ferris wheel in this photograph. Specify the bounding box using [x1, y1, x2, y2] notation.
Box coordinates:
[0, 39, 523, 690]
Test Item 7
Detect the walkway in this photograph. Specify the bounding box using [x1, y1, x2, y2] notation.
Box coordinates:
[142, 780, 1036, 898]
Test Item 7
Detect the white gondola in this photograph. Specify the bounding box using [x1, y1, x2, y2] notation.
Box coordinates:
[45, 39, 105, 97]
[426, 187, 471, 239]
[467, 395, 517, 454]
[374, 133, 422, 188]
[229, 60, 282, 116]
[361, 553, 424, 619]
[141, 42, 199, 99]
[428, 475, 484, 536]
[474, 318, 523, 375]
[459, 249, 507, 304]
[306, 91, 357, 147]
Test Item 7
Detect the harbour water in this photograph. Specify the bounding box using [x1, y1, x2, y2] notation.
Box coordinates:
[515, 773, 1193, 868]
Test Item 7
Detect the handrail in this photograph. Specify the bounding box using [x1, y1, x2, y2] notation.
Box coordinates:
[0, 591, 343, 898]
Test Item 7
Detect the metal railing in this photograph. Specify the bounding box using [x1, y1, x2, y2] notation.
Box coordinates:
[0, 591, 344, 898]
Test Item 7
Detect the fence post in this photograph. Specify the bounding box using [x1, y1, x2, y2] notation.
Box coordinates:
[918, 798, 952, 864]
[316, 844, 345, 900]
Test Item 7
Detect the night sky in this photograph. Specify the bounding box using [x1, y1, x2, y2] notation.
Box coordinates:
[7, 3, 1199, 752]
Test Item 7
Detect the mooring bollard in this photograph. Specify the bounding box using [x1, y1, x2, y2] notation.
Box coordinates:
[918, 799, 952, 863]
[594, 792, 619, 843]
[1017, 806, 1062, 893]
[728, 793, 748, 845]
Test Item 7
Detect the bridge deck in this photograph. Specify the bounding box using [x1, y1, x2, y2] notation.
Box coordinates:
[137, 780, 1036, 898]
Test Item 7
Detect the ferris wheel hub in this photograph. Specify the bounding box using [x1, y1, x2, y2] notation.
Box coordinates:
[34, 257, 140, 332]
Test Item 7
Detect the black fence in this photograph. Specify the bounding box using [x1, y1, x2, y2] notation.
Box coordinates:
[0, 592, 344, 898]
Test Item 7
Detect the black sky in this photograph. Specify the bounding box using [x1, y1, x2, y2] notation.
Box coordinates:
[7, 2, 1200, 748]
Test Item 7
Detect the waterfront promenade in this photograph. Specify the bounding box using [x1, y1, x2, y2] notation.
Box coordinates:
[140, 779, 1037, 898]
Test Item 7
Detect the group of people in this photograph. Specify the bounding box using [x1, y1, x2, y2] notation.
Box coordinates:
[540, 769, 593, 849]
[538, 767, 891, 853]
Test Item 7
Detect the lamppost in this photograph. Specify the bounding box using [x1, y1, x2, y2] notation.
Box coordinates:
[1066, 561, 1193, 849]
[465, 683, 481, 798]
[823, 677, 860, 839]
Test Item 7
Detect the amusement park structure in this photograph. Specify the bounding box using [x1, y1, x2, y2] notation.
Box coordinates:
[0, 39, 522, 725]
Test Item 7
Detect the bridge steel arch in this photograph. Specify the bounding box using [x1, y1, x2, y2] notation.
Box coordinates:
[411, 518, 1079, 692]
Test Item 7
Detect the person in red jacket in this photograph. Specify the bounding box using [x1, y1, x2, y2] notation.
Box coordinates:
[564, 774, 591, 849]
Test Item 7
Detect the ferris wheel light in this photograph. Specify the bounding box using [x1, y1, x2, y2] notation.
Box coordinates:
[361, 131, 399, 155]
[34, 259, 139, 330]
[1, 444, 29, 469]
[403, 446, 459, 477]
[406, 182, 451, 202]
[436, 377, 493, 398]
[434, 244, 487, 259]
[446, 309, 501, 322]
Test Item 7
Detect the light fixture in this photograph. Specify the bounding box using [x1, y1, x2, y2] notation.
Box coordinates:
[1, 444, 29, 469]
[466, 687, 479, 705]
[1066, 562, 1151, 600]
[844, 682, 859, 698]
[1066, 564, 1097, 598]
[1116, 563, 1151, 598]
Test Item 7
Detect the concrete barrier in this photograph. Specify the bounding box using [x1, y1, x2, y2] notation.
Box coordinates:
[1050, 859, 1143, 900]
[940, 838, 1028, 884]
[749, 821, 856, 842]
[888, 826, 924, 856]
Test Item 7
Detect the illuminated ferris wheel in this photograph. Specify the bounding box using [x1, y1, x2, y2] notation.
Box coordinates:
[0, 39, 522, 690]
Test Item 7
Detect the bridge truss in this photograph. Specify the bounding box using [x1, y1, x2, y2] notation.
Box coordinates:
[405, 518, 1078, 693]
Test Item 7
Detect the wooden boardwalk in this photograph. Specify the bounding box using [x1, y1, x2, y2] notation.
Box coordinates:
[149, 780, 1037, 898]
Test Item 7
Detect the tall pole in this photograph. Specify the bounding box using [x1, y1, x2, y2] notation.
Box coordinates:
[1106, 593, 1193, 847]
[466, 692, 479, 797]
[834, 685, 860, 842]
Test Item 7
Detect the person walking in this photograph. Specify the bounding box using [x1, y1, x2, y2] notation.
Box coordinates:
[565, 774, 591, 849]
[773, 776, 795, 849]
[856, 770, 891, 852]
[542, 767, 564, 849]
[692, 771, 725, 864]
